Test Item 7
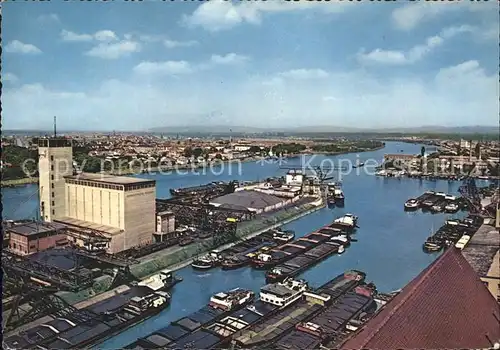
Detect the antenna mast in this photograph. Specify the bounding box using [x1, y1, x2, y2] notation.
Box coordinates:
[54, 116, 57, 137]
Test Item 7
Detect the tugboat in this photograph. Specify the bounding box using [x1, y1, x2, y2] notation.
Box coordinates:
[272, 229, 295, 244]
[191, 250, 222, 270]
[120, 290, 171, 319]
[404, 198, 419, 211]
[208, 288, 255, 311]
[331, 213, 358, 231]
[326, 183, 336, 207]
[137, 269, 183, 291]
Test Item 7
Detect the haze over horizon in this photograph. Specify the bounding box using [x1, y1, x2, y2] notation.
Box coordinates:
[3, 1, 499, 130]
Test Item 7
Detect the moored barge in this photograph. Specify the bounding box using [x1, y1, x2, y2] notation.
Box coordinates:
[5, 286, 172, 350]
[124, 287, 255, 349]
[265, 235, 351, 283]
[250, 215, 357, 270]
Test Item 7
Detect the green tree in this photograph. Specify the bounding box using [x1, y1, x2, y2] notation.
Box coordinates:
[420, 146, 426, 157]
[192, 147, 204, 158]
[475, 142, 481, 160]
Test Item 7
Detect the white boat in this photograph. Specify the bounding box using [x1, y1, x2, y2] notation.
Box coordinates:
[192, 251, 221, 270]
[455, 235, 471, 250]
[330, 235, 349, 245]
[337, 245, 345, 254]
[259, 278, 308, 308]
[444, 202, 459, 213]
[137, 269, 182, 291]
[404, 199, 419, 210]
[209, 288, 255, 311]
[333, 214, 358, 228]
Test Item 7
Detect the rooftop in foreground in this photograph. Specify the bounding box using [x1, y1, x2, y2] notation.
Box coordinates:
[462, 222, 500, 277]
[5, 221, 66, 237]
[64, 173, 154, 185]
[341, 247, 500, 350]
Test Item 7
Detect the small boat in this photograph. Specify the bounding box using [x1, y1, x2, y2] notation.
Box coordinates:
[137, 269, 183, 291]
[331, 234, 350, 247]
[444, 202, 459, 213]
[191, 251, 221, 270]
[333, 188, 345, 207]
[121, 291, 171, 318]
[404, 198, 419, 210]
[272, 230, 295, 244]
[327, 195, 336, 207]
[208, 288, 255, 311]
[332, 213, 358, 230]
[337, 245, 345, 254]
[455, 235, 471, 250]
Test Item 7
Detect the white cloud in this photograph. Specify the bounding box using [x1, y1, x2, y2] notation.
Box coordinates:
[183, 0, 350, 32]
[392, 2, 497, 30]
[6, 60, 496, 130]
[85, 41, 141, 59]
[163, 39, 198, 49]
[37, 13, 60, 23]
[5, 40, 42, 54]
[211, 53, 249, 65]
[133, 61, 194, 75]
[358, 25, 474, 65]
[61, 30, 93, 42]
[61, 29, 119, 42]
[279, 69, 329, 79]
[3, 73, 19, 83]
[94, 30, 118, 42]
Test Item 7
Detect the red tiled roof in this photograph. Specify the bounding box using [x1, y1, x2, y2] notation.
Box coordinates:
[342, 248, 500, 350]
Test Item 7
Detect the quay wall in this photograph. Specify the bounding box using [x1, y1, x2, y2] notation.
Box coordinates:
[130, 198, 325, 279]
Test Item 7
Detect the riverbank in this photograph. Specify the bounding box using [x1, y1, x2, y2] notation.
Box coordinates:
[1, 177, 39, 187]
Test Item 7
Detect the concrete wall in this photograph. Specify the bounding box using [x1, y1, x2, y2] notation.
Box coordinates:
[66, 184, 125, 229]
[39, 146, 73, 222]
[123, 187, 156, 248]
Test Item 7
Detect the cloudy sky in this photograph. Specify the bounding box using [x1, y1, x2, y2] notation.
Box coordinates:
[3, 1, 499, 131]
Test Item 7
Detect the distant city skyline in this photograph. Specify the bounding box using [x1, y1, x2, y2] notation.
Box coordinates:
[3, 1, 499, 130]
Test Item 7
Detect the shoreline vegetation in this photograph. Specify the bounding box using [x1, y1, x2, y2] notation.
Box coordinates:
[1, 142, 385, 188]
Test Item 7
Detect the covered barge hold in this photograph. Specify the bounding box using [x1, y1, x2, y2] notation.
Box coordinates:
[123, 288, 254, 349]
[230, 270, 366, 349]
[272, 287, 376, 349]
[4, 286, 171, 350]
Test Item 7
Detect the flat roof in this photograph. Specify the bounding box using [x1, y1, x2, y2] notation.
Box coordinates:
[64, 173, 155, 185]
[260, 283, 293, 298]
[6, 221, 66, 237]
[55, 217, 123, 236]
[210, 190, 284, 210]
[462, 223, 500, 277]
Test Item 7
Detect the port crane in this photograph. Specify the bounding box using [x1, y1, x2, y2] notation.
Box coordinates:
[458, 162, 487, 215]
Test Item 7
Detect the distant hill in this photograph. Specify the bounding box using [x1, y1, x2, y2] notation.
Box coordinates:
[4, 125, 497, 136]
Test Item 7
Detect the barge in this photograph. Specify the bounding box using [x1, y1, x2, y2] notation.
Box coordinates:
[265, 235, 350, 283]
[124, 288, 255, 349]
[5, 287, 172, 350]
[137, 269, 183, 291]
[230, 270, 367, 349]
[250, 215, 357, 270]
[423, 214, 483, 253]
[191, 251, 222, 270]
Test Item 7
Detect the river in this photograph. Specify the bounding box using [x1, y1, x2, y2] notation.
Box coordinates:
[1, 141, 486, 349]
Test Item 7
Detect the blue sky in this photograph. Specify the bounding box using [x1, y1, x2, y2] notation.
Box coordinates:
[3, 0, 499, 131]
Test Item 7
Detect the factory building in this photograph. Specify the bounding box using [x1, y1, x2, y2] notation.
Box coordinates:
[6, 221, 68, 256]
[56, 173, 156, 253]
[38, 138, 73, 222]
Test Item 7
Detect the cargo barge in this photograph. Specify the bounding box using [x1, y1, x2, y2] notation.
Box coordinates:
[265, 233, 351, 283]
[230, 270, 367, 349]
[4, 286, 172, 350]
[124, 288, 255, 349]
[272, 285, 377, 350]
[162, 271, 366, 350]
[250, 215, 357, 270]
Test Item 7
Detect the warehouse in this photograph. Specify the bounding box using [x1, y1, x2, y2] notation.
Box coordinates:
[55, 173, 156, 253]
[7, 221, 68, 256]
[210, 190, 293, 214]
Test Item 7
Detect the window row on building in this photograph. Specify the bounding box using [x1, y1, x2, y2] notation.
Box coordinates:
[65, 179, 155, 191]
